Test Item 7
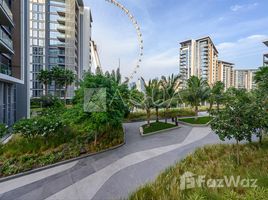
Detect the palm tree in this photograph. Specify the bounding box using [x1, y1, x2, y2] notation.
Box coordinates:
[51, 67, 67, 98]
[161, 74, 181, 123]
[183, 76, 210, 117]
[208, 81, 225, 112]
[37, 70, 52, 96]
[213, 81, 225, 111]
[141, 78, 155, 126]
[151, 79, 164, 123]
[63, 69, 75, 104]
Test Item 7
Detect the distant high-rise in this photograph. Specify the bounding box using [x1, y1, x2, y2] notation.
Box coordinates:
[217, 61, 234, 90]
[179, 36, 218, 87]
[263, 40, 268, 66]
[29, 0, 92, 98]
[234, 69, 257, 91]
[0, 0, 28, 125]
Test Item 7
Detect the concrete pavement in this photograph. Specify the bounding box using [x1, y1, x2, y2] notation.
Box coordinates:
[0, 121, 221, 200]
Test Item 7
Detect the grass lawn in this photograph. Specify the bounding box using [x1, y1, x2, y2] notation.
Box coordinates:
[142, 122, 177, 135]
[129, 140, 268, 199]
[179, 116, 212, 124]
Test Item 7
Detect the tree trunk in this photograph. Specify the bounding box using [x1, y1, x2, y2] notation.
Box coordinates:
[195, 105, 198, 120]
[45, 84, 48, 96]
[217, 103, 220, 112]
[236, 139, 240, 165]
[54, 82, 57, 97]
[165, 107, 168, 123]
[156, 107, 159, 122]
[209, 102, 213, 115]
[146, 109, 151, 126]
[94, 132, 97, 146]
[259, 129, 264, 145]
[64, 84, 68, 105]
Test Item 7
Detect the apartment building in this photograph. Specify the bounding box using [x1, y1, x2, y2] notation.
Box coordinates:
[179, 36, 219, 87]
[264, 40, 268, 66]
[29, 0, 92, 98]
[217, 61, 234, 90]
[0, 0, 28, 125]
[234, 69, 257, 91]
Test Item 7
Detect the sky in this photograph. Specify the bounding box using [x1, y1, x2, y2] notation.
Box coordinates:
[84, 0, 268, 80]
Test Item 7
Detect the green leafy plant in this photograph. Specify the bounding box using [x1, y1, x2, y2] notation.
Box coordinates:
[0, 123, 8, 138]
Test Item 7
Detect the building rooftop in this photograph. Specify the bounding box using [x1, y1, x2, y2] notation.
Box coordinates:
[263, 40, 268, 47]
[218, 60, 234, 65]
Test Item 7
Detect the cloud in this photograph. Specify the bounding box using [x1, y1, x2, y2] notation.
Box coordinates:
[230, 3, 259, 12]
[135, 48, 179, 79]
[217, 34, 268, 68]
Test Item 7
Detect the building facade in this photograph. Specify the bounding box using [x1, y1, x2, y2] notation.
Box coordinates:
[264, 40, 268, 66]
[234, 69, 257, 91]
[0, 0, 28, 125]
[217, 61, 234, 90]
[29, 0, 92, 98]
[179, 36, 219, 87]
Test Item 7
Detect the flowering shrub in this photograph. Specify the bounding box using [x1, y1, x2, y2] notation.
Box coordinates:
[0, 123, 8, 138]
[13, 116, 65, 139]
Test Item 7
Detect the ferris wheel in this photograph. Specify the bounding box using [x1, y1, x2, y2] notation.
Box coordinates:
[105, 0, 144, 82]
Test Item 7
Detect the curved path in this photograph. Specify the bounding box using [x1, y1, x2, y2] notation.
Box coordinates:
[0, 122, 221, 200]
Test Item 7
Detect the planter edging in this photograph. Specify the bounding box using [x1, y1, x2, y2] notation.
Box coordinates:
[139, 124, 180, 137]
[0, 127, 126, 183]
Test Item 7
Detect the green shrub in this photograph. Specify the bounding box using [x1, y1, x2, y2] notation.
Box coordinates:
[126, 108, 195, 122]
[40, 95, 63, 108]
[0, 123, 8, 138]
[13, 115, 65, 139]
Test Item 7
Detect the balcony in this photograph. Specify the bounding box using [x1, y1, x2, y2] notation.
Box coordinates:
[0, 0, 14, 27]
[57, 34, 65, 42]
[57, 25, 66, 33]
[57, 16, 65, 25]
[57, 10, 66, 17]
[0, 28, 14, 54]
[0, 62, 11, 76]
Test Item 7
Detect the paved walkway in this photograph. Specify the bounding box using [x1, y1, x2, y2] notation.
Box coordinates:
[0, 122, 221, 200]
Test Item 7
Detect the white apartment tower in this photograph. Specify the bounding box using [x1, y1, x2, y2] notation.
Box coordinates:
[179, 36, 219, 87]
[29, 0, 92, 99]
[234, 69, 257, 91]
[217, 61, 234, 90]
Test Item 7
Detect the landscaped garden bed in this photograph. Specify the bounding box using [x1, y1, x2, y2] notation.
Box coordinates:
[178, 116, 212, 126]
[0, 128, 124, 177]
[125, 109, 195, 122]
[140, 122, 178, 136]
[129, 140, 268, 199]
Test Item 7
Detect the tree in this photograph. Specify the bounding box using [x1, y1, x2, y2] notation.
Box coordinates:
[183, 76, 210, 118]
[72, 72, 129, 141]
[141, 78, 155, 126]
[248, 89, 268, 144]
[209, 81, 225, 112]
[37, 70, 52, 96]
[51, 67, 65, 97]
[161, 74, 181, 123]
[63, 69, 75, 104]
[151, 79, 164, 122]
[210, 88, 252, 164]
[255, 66, 268, 91]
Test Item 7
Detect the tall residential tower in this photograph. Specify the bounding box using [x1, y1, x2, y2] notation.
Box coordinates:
[234, 69, 257, 91]
[29, 0, 92, 98]
[217, 61, 234, 90]
[0, 0, 28, 125]
[179, 36, 218, 87]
